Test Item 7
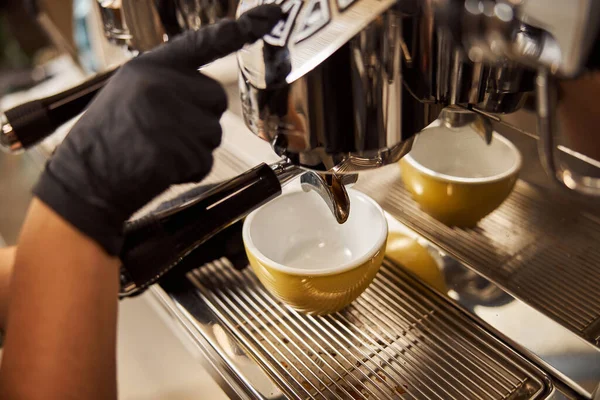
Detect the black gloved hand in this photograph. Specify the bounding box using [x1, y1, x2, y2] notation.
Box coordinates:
[32, 5, 282, 256]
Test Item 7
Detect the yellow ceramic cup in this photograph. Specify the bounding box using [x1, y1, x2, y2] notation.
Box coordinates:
[400, 123, 522, 227]
[242, 188, 388, 315]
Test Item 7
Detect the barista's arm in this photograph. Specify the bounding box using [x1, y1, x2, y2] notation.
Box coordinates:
[0, 199, 120, 400]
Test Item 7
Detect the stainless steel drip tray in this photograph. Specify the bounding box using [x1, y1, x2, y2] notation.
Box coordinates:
[152, 257, 553, 400]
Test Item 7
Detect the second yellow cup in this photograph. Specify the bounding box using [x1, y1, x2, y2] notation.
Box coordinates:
[400, 123, 522, 227]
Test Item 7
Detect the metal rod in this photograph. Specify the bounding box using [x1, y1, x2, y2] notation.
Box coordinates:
[375, 270, 519, 380]
[516, 261, 600, 317]
[310, 314, 424, 399]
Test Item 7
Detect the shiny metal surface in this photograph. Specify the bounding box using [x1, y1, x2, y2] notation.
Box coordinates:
[235, 0, 599, 196]
[270, 158, 303, 185]
[535, 69, 600, 197]
[474, 65, 534, 114]
[237, 0, 394, 85]
[98, 0, 600, 78]
[356, 164, 600, 396]
[149, 285, 278, 400]
[234, 0, 541, 174]
[440, 0, 600, 78]
[357, 165, 600, 348]
[238, 6, 442, 173]
[510, 0, 600, 78]
[155, 255, 552, 399]
[383, 216, 599, 399]
[401, 5, 533, 115]
[0, 115, 21, 153]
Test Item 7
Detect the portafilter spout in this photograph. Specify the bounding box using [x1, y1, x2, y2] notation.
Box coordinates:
[439, 106, 494, 145]
[300, 171, 358, 224]
[272, 160, 357, 224]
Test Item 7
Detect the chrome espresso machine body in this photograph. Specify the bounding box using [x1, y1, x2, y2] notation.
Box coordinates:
[235, 0, 600, 194]
[2, 0, 600, 398]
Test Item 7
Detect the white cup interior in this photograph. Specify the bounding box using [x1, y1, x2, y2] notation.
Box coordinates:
[243, 189, 387, 275]
[405, 123, 522, 183]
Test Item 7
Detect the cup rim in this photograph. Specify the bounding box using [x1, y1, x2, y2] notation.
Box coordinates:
[242, 188, 388, 276]
[402, 132, 522, 184]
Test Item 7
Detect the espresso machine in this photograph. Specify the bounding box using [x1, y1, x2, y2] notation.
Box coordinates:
[3, 0, 600, 398]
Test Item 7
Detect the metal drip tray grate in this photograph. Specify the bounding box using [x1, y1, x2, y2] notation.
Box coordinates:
[355, 166, 600, 345]
[186, 259, 549, 400]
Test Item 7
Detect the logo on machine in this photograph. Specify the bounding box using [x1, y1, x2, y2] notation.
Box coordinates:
[294, 0, 331, 43]
[263, 0, 303, 47]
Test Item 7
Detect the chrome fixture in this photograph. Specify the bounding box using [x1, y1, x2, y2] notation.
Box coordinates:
[234, 0, 600, 196]
[238, 3, 443, 173]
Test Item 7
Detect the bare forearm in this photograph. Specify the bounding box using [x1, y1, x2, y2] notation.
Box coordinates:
[0, 199, 120, 400]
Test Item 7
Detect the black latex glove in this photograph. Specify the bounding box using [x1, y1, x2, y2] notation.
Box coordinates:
[32, 5, 282, 256]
